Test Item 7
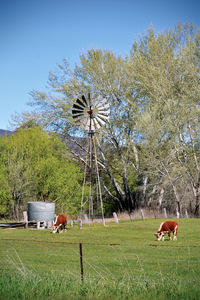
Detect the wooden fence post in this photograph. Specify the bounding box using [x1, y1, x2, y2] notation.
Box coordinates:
[37, 221, 40, 229]
[47, 220, 52, 229]
[113, 212, 119, 223]
[79, 243, 83, 282]
[141, 209, 145, 220]
[23, 211, 28, 229]
[79, 219, 82, 229]
[164, 208, 167, 219]
[84, 214, 89, 223]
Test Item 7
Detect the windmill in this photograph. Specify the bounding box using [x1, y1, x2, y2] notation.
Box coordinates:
[72, 93, 110, 225]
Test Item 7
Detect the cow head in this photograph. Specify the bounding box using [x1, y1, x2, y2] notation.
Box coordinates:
[155, 232, 164, 241]
[52, 225, 58, 233]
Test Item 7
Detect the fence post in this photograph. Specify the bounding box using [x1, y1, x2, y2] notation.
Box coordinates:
[47, 220, 52, 229]
[84, 214, 89, 223]
[79, 243, 83, 282]
[164, 208, 167, 219]
[23, 211, 28, 229]
[141, 209, 145, 220]
[113, 212, 119, 223]
[79, 219, 82, 229]
[185, 210, 189, 218]
[71, 220, 73, 227]
[37, 221, 40, 229]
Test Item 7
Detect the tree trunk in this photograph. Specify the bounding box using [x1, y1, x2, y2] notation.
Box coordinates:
[158, 187, 164, 208]
[194, 182, 200, 217]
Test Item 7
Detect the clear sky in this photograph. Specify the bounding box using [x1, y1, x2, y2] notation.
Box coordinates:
[0, 0, 200, 130]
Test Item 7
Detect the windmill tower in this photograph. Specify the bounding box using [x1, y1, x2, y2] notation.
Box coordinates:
[72, 93, 110, 225]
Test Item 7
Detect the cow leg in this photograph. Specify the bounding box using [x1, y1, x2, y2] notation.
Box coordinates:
[168, 231, 172, 241]
[173, 226, 178, 240]
[59, 224, 63, 233]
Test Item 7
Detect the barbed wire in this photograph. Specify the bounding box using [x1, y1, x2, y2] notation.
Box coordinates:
[1, 238, 200, 247]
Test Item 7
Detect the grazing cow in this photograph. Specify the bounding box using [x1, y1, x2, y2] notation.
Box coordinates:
[52, 214, 67, 233]
[155, 221, 178, 241]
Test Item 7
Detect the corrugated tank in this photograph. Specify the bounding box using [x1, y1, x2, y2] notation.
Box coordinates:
[28, 202, 55, 222]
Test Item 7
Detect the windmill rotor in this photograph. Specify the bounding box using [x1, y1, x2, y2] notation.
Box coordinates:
[72, 94, 110, 131]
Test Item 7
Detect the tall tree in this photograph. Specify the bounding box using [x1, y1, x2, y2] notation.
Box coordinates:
[130, 23, 200, 215]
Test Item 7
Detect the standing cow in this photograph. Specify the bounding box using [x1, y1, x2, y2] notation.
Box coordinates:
[155, 221, 178, 241]
[52, 214, 67, 233]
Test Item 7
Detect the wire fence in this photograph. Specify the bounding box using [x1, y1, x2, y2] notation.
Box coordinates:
[1, 237, 199, 283]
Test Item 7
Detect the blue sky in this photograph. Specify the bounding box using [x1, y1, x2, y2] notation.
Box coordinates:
[0, 0, 200, 130]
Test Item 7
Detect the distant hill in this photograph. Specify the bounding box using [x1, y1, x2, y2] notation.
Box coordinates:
[0, 129, 13, 137]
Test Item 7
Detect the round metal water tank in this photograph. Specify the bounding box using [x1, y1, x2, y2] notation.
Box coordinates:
[28, 202, 55, 222]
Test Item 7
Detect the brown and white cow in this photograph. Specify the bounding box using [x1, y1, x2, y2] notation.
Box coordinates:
[155, 221, 178, 241]
[52, 214, 67, 233]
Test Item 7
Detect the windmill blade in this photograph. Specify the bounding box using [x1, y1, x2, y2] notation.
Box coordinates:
[72, 114, 85, 120]
[97, 111, 109, 117]
[96, 98, 107, 107]
[73, 103, 85, 110]
[97, 103, 110, 110]
[92, 99, 101, 107]
[73, 114, 86, 122]
[94, 99, 107, 108]
[95, 115, 107, 127]
[72, 96, 89, 119]
[92, 118, 100, 129]
[72, 108, 84, 114]
[97, 112, 109, 120]
[92, 96, 109, 128]
[80, 117, 89, 129]
[82, 95, 88, 106]
[90, 119, 96, 131]
[84, 118, 91, 130]
[97, 115, 108, 124]
[97, 108, 109, 114]
[95, 118, 105, 128]
[77, 98, 87, 108]
[97, 112, 110, 118]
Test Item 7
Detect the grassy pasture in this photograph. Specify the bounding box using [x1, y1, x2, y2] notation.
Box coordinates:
[0, 218, 199, 299]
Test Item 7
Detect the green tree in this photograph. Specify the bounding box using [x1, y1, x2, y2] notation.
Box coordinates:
[130, 23, 200, 215]
[0, 127, 84, 219]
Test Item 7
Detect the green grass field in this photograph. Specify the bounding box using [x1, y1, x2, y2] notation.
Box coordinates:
[0, 218, 199, 299]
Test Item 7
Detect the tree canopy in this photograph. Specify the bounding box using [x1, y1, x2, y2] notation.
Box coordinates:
[0, 127, 84, 219]
[12, 23, 200, 216]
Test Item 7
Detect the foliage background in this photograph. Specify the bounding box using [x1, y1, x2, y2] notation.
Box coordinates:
[1, 22, 200, 219]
